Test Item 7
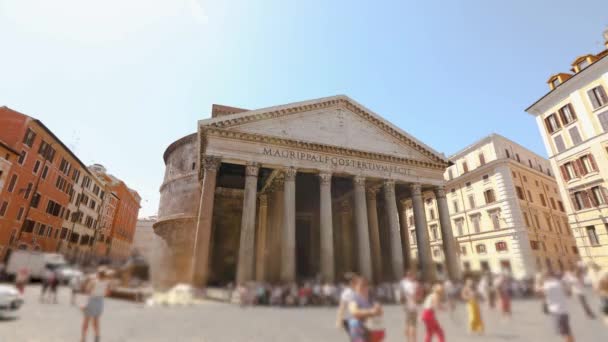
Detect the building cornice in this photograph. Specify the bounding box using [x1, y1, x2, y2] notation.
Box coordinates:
[526, 53, 608, 115]
[162, 132, 197, 164]
[198, 95, 449, 165]
[446, 157, 556, 186]
[201, 127, 448, 170]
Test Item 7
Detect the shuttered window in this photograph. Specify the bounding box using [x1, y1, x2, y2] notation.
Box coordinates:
[598, 111, 608, 132]
[586, 226, 600, 246]
[544, 113, 561, 133]
[588, 85, 608, 109]
[569, 126, 582, 145]
[554, 135, 566, 152]
[558, 104, 577, 125]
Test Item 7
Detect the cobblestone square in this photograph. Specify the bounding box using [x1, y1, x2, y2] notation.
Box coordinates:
[0, 285, 606, 342]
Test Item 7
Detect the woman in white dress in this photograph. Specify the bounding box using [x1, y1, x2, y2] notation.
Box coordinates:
[81, 267, 112, 342]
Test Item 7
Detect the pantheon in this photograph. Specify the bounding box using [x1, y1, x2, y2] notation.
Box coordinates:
[154, 95, 460, 287]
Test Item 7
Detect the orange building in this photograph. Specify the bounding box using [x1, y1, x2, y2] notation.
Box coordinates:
[0, 107, 96, 260]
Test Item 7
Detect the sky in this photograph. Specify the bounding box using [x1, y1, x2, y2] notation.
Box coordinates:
[1, 0, 607, 217]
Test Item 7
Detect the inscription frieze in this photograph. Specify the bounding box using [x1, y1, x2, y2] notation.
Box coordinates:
[262, 147, 413, 176]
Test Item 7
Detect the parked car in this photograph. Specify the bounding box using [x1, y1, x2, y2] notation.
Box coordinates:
[56, 266, 83, 285]
[0, 284, 23, 318]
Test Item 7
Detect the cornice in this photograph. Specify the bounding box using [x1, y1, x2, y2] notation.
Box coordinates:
[200, 96, 448, 165]
[202, 127, 448, 170]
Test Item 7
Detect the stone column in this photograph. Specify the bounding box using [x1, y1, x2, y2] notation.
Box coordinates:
[255, 194, 268, 281]
[411, 183, 435, 281]
[281, 167, 297, 283]
[319, 172, 335, 283]
[435, 186, 461, 281]
[236, 163, 259, 284]
[340, 200, 353, 273]
[192, 156, 220, 287]
[353, 176, 373, 281]
[398, 202, 411, 272]
[383, 180, 404, 280]
[366, 188, 382, 283]
[268, 179, 284, 282]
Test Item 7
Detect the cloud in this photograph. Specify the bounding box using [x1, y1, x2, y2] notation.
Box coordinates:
[0, 0, 208, 43]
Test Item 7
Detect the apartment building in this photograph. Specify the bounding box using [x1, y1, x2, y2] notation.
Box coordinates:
[403, 134, 578, 279]
[526, 29, 608, 268]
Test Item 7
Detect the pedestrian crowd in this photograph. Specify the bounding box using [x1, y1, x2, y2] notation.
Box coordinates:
[233, 261, 607, 342]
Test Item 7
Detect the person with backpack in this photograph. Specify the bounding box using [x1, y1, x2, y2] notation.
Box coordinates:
[400, 270, 424, 342]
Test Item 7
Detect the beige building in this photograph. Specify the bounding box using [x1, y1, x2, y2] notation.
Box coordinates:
[155, 95, 461, 287]
[526, 29, 608, 268]
[404, 134, 577, 279]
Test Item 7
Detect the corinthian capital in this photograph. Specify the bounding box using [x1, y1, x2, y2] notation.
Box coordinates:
[383, 180, 396, 195]
[284, 167, 297, 181]
[353, 175, 366, 187]
[202, 156, 221, 171]
[410, 183, 422, 197]
[318, 172, 332, 185]
[245, 163, 259, 177]
[434, 186, 446, 199]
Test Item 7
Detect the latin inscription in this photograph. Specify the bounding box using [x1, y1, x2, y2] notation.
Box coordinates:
[262, 147, 413, 176]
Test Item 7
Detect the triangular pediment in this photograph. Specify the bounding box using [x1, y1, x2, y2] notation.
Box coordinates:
[200, 95, 448, 165]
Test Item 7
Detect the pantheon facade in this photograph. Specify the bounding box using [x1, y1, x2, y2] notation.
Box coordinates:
[154, 95, 460, 287]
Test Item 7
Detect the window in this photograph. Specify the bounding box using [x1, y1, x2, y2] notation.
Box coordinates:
[586, 226, 600, 246]
[0, 201, 8, 216]
[579, 154, 597, 174]
[471, 215, 481, 233]
[590, 186, 607, 206]
[32, 160, 41, 174]
[577, 59, 590, 71]
[465, 182, 472, 188]
[554, 135, 566, 153]
[539, 194, 547, 207]
[598, 111, 608, 132]
[545, 214, 553, 231]
[93, 185, 100, 196]
[482, 174, 489, 182]
[561, 161, 577, 181]
[569, 126, 582, 145]
[462, 161, 469, 173]
[588, 85, 608, 109]
[468, 195, 475, 208]
[479, 153, 486, 166]
[483, 189, 496, 204]
[495, 241, 508, 252]
[410, 231, 417, 245]
[452, 200, 459, 213]
[7, 174, 17, 192]
[544, 113, 561, 133]
[71, 169, 81, 183]
[505, 149, 510, 158]
[41, 165, 49, 179]
[516, 186, 525, 200]
[523, 212, 530, 227]
[572, 191, 591, 210]
[460, 246, 467, 255]
[45, 200, 62, 217]
[551, 78, 560, 88]
[534, 214, 541, 229]
[455, 219, 464, 236]
[558, 104, 577, 125]
[429, 208, 435, 220]
[490, 211, 500, 229]
[38, 141, 56, 162]
[22, 128, 36, 147]
[16, 207, 24, 221]
[528, 160, 533, 168]
[530, 241, 539, 250]
[31, 193, 41, 208]
[476, 244, 487, 254]
[571, 246, 579, 255]
[18, 150, 27, 165]
[550, 197, 556, 210]
[516, 153, 521, 162]
[23, 183, 33, 199]
[430, 225, 439, 240]
[523, 175, 528, 182]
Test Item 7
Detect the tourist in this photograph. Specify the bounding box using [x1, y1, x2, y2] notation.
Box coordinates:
[443, 278, 458, 319]
[461, 278, 484, 335]
[322, 281, 336, 306]
[336, 273, 357, 333]
[421, 283, 445, 342]
[495, 271, 512, 319]
[347, 276, 384, 342]
[48, 268, 59, 304]
[15, 266, 29, 295]
[40, 265, 54, 303]
[80, 267, 112, 342]
[478, 271, 495, 309]
[400, 270, 423, 342]
[563, 267, 595, 319]
[70, 274, 83, 306]
[588, 262, 608, 326]
[536, 271, 575, 342]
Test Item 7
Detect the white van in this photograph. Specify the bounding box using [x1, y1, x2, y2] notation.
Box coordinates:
[6, 250, 67, 281]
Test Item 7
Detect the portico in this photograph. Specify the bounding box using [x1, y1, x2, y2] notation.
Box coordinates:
[157, 95, 460, 287]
